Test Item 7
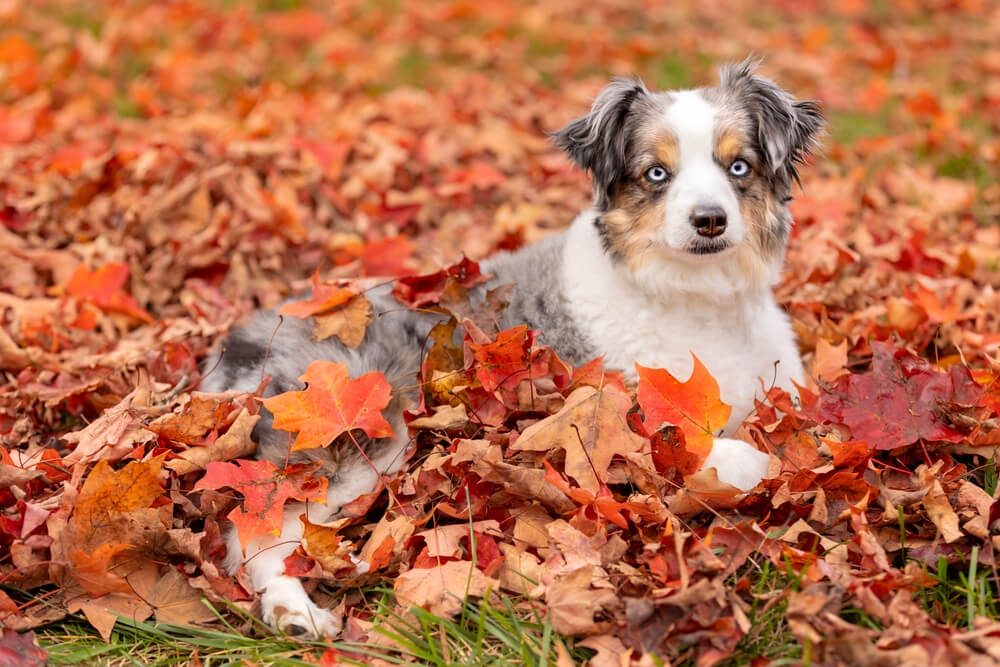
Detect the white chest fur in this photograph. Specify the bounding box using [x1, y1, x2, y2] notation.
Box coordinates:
[560, 213, 803, 434]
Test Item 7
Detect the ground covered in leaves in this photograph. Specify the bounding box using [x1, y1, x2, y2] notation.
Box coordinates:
[2, 1, 1000, 665]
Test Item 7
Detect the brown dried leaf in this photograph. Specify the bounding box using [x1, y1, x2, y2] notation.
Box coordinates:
[546, 566, 618, 635]
[394, 561, 498, 617]
[512, 386, 646, 494]
[166, 409, 259, 475]
[311, 294, 373, 348]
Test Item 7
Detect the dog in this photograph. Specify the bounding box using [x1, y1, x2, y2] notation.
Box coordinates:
[200, 59, 823, 638]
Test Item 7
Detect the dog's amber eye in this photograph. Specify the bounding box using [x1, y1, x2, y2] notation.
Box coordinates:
[729, 159, 750, 178]
[644, 166, 669, 184]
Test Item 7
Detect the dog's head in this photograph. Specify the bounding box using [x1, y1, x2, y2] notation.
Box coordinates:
[554, 59, 823, 294]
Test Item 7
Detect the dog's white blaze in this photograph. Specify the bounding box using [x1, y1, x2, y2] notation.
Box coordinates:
[659, 91, 745, 252]
[562, 207, 803, 434]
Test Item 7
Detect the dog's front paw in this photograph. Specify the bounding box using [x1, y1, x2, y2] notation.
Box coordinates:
[702, 437, 770, 491]
[261, 577, 342, 639]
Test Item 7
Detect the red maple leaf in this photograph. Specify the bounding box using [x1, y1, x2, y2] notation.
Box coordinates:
[467, 325, 535, 396]
[194, 459, 327, 548]
[817, 341, 983, 450]
[636, 355, 732, 467]
[63, 262, 153, 323]
[649, 425, 702, 477]
[391, 257, 488, 308]
[0, 628, 47, 667]
[261, 360, 394, 451]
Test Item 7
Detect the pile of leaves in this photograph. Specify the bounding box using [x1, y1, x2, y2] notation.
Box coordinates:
[2, 0, 1000, 664]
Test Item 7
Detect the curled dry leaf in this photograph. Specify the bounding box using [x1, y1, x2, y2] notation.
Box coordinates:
[145, 395, 231, 445]
[545, 566, 618, 635]
[166, 409, 259, 475]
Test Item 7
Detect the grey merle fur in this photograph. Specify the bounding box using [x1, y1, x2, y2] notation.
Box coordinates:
[551, 77, 651, 209]
[200, 233, 588, 477]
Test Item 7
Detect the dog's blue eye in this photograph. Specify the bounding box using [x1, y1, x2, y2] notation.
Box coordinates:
[644, 166, 669, 183]
[729, 159, 750, 177]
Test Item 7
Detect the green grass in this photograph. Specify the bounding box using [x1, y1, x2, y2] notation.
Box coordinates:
[828, 108, 894, 145]
[40, 615, 327, 666]
[920, 549, 1000, 629]
[717, 559, 803, 666]
[36, 588, 591, 667]
[358, 589, 589, 666]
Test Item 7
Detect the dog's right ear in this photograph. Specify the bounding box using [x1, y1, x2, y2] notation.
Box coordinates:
[552, 78, 648, 205]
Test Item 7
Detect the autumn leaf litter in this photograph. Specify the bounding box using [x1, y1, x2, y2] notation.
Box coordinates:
[3, 1, 1000, 665]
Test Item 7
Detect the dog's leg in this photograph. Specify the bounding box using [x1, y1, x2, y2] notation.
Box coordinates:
[224, 428, 410, 638]
[701, 437, 770, 491]
[226, 498, 342, 638]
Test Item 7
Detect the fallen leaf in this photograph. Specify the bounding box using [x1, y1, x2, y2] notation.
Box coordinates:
[145, 568, 217, 626]
[62, 262, 153, 323]
[166, 409, 259, 475]
[392, 257, 488, 308]
[311, 294, 373, 347]
[278, 271, 357, 318]
[407, 403, 469, 430]
[513, 385, 647, 494]
[67, 457, 165, 550]
[818, 341, 982, 450]
[145, 395, 230, 445]
[67, 543, 133, 597]
[546, 566, 618, 635]
[194, 459, 327, 548]
[636, 355, 731, 468]
[261, 361, 394, 451]
[0, 629, 47, 667]
[394, 560, 498, 617]
[467, 324, 535, 397]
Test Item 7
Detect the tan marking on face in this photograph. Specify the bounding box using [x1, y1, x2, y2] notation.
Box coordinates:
[715, 129, 743, 165]
[604, 193, 666, 272]
[653, 132, 679, 172]
[737, 177, 787, 268]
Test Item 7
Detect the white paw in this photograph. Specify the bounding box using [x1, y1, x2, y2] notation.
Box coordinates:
[260, 577, 342, 639]
[701, 437, 770, 491]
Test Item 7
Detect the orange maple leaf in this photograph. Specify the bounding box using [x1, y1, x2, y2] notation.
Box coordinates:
[68, 543, 133, 597]
[279, 270, 358, 318]
[542, 461, 658, 529]
[63, 262, 153, 323]
[261, 360, 394, 451]
[636, 355, 731, 467]
[905, 281, 977, 325]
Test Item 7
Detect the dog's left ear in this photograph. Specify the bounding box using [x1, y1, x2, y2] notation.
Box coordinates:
[552, 77, 649, 206]
[721, 59, 824, 186]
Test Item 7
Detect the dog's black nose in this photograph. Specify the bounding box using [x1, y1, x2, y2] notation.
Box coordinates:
[691, 206, 727, 238]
